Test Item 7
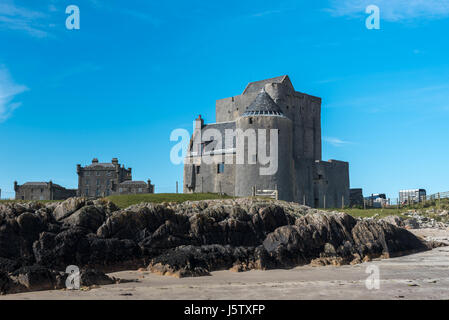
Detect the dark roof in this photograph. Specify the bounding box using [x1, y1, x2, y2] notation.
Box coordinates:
[241, 90, 284, 117]
[23, 182, 49, 186]
[21, 182, 64, 188]
[119, 180, 147, 185]
[85, 163, 115, 168]
[201, 121, 236, 151]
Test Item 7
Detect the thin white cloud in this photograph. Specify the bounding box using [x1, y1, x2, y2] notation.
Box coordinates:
[327, 0, 449, 21]
[0, 66, 27, 122]
[323, 136, 352, 147]
[250, 9, 283, 18]
[0, 0, 50, 37]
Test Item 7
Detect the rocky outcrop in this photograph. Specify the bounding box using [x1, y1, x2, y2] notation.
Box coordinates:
[0, 197, 435, 293]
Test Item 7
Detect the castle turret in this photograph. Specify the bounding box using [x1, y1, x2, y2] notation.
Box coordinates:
[234, 89, 294, 201]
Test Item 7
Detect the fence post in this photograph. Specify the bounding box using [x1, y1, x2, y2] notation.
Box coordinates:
[438, 193, 441, 209]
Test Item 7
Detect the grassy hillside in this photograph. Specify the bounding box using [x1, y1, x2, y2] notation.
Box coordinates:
[106, 193, 234, 209]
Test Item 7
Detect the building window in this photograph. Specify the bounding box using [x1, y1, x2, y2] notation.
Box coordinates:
[97, 179, 100, 185]
[106, 171, 112, 176]
[96, 189, 100, 196]
[251, 154, 257, 163]
[85, 179, 89, 185]
[138, 188, 142, 192]
[85, 188, 89, 195]
[85, 172, 90, 176]
[40, 188, 43, 193]
[217, 163, 224, 174]
[96, 171, 100, 176]
[119, 188, 123, 192]
[196, 166, 200, 174]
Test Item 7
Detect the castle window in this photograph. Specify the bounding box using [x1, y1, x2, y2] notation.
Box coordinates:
[252, 154, 257, 163]
[217, 163, 224, 174]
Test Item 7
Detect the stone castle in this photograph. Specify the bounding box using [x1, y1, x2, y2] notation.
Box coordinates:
[76, 158, 154, 197]
[183, 75, 350, 208]
[15, 158, 154, 200]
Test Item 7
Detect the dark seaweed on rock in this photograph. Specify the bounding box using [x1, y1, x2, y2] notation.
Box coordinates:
[0, 197, 432, 293]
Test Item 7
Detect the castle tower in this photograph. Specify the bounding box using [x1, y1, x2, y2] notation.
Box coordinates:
[234, 89, 294, 201]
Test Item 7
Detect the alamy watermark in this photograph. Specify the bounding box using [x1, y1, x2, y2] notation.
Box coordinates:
[170, 122, 279, 176]
[365, 264, 380, 290]
[66, 5, 80, 30]
[365, 5, 380, 29]
[65, 265, 80, 290]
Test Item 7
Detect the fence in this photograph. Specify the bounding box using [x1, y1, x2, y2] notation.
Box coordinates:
[363, 191, 449, 210]
[426, 191, 449, 201]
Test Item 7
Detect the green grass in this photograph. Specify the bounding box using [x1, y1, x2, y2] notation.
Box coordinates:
[106, 193, 234, 209]
[325, 198, 449, 220]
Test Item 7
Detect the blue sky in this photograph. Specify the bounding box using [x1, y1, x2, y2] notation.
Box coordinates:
[0, 0, 448, 200]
